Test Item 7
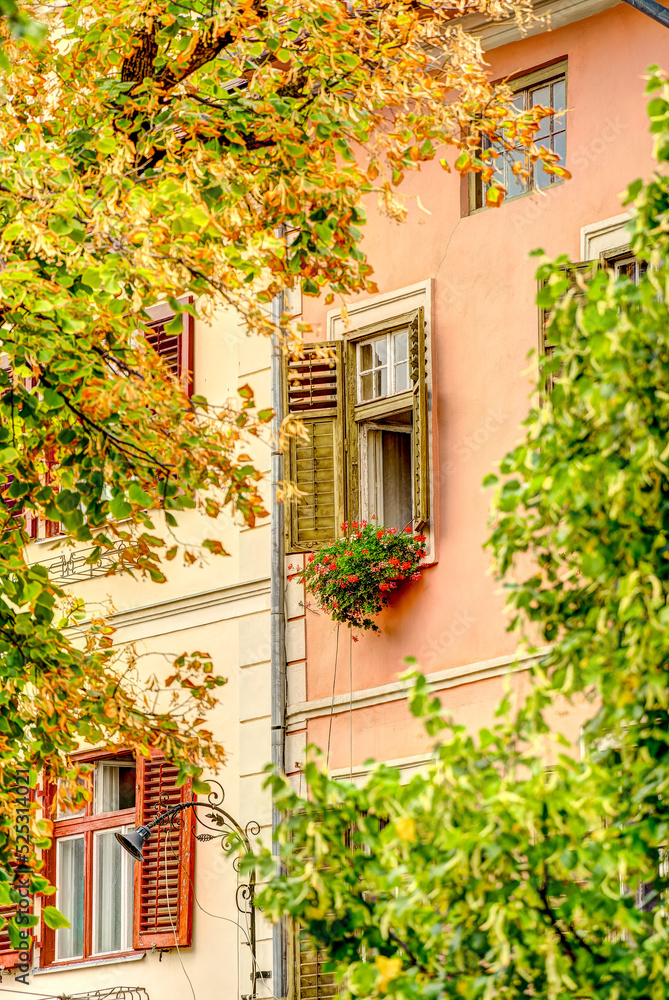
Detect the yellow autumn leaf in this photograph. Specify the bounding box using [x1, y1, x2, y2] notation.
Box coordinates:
[375, 955, 403, 991]
[395, 816, 416, 842]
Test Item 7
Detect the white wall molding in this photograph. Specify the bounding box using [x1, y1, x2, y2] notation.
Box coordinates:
[326, 278, 433, 342]
[580, 211, 633, 259]
[330, 752, 434, 784]
[73, 578, 271, 642]
[460, 0, 620, 52]
[286, 648, 544, 730]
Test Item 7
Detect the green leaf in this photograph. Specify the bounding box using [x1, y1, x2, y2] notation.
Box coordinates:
[110, 496, 132, 519]
[42, 906, 70, 930]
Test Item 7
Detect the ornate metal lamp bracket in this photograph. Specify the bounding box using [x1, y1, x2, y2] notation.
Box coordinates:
[118, 780, 265, 1000]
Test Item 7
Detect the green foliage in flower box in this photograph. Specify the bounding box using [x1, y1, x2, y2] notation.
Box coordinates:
[290, 522, 426, 632]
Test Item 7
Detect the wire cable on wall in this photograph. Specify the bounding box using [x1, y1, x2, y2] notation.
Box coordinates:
[165, 829, 197, 1000]
[326, 623, 341, 769]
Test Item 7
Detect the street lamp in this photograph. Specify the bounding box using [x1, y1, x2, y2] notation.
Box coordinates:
[116, 781, 266, 999]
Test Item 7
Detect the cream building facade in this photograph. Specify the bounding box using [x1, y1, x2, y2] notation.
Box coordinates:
[0, 305, 277, 1000]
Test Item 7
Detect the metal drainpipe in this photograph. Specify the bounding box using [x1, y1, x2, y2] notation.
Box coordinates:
[270, 289, 288, 1000]
[621, 0, 669, 28]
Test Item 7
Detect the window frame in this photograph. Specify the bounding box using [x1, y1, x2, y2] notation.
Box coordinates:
[41, 750, 196, 968]
[468, 58, 568, 214]
[41, 751, 138, 969]
[346, 310, 423, 531]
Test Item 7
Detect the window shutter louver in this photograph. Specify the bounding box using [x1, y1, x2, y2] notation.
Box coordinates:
[144, 297, 195, 398]
[282, 342, 345, 552]
[0, 889, 23, 971]
[409, 308, 429, 527]
[0, 850, 34, 971]
[133, 756, 195, 950]
[291, 926, 340, 1000]
[540, 261, 597, 397]
[344, 339, 359, 524]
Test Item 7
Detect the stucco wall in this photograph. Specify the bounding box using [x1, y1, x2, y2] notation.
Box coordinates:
[289, 2, 669, 775]
[19, 308, 274, 1000]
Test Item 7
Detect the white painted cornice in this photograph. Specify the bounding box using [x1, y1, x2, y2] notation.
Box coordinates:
[70, 577, 271, 642]
[461, 0, 620, 51]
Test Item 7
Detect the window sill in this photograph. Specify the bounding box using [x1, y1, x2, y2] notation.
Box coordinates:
[33, 951, 146, 975]
[467, 178, 565, 216]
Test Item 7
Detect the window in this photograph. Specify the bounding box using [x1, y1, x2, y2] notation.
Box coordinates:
[40, 753, 195, 967]
[143, 296, 195, 398]
[282, 308, 429, 552]
[470, 60, 567, 211]
[539, 249, 647, 395]
[605, 249, 648, 284]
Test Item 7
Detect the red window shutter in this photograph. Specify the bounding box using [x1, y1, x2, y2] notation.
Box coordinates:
[143, 296, 194, 398]
[0, 476, 37, 539]
[0, 902, 21, 971]
[42, 451, 60, 538]
[0, 868, 33, 972]
[133, 755, 195, 950]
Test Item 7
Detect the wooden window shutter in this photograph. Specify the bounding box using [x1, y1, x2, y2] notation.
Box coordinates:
[0, 848, 34, 972]
[133, 756, 195, 950]
[290, 924, 340, 1000]
[539, 261, 597, 397]
[282, 342, 346, 553]
[343, 339, 359, 524]
[144, 296, 195, 398]
[0, 885, 25, 972]
[409, 308, 429, 527]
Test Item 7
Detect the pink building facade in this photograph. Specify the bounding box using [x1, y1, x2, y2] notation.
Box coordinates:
[282, 1, 669, 784]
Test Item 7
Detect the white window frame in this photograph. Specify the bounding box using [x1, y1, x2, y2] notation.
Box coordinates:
[55, 834, 85, 962]
[356, 330, 411, 404]
[327, 278, 436, 563]
[91, 823, 134, 957]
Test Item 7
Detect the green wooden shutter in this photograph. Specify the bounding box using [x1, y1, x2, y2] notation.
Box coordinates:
[290, 925, 340, 1000]
[283, 342, 345, 552]
[539, 261, 597, 397]
[409, 308, 429, 527]
[344, 339, 359, 524]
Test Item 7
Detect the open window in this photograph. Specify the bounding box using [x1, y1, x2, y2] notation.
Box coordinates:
[282, 308, 429, 552]
[40, 752, 195, 968]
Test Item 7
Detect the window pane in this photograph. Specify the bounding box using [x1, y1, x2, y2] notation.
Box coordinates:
[56, 837, 85, 961]
[360, 343, 373, 372]
[552, 78, 566, 113]
[94, 763, 136, 814]
[360, 373, 373, 402]
[394, 362, 408, 393]
[505, 148, 527, 198]
[381, 431, 412, 531]
[393, 331, 408, 362]
[374, 368, 387, 398]
[372, 337, 387, 367]
[534, 113, 550, 140]
[552, 129, 566, 167]
[93, 829, 134, 955]
[531, 84, 550, 109]
[55, 778, 86, 820]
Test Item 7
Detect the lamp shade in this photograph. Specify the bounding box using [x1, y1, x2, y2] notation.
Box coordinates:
[115, 825, 151, 863]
